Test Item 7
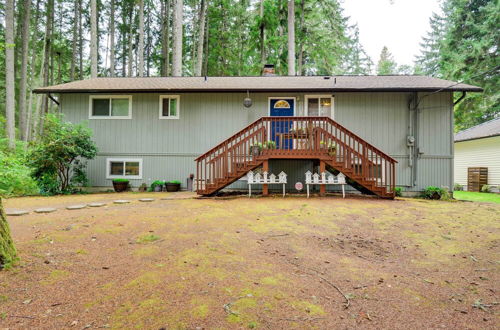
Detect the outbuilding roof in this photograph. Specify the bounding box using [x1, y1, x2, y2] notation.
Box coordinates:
[33, 75, 482, 94]
[454, 117, 500, 142]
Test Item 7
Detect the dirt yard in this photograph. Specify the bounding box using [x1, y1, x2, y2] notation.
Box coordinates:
[1, 193, 499, 329]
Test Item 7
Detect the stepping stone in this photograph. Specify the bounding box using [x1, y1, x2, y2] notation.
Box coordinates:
[113, 200, 130, 204]
[6, 210, 29, 216]
[34, 207, 57, 214]
[139, 198, 155, 202]
[88, 202, 106, 207]
[66, 204, 87, 210]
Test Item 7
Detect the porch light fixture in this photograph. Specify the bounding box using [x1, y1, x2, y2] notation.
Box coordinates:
[243, 90, 252, 108]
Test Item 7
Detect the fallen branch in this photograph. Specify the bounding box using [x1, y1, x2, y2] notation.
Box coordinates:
[287, 260, 350, 309]
[318, 275, 350, 309]
[266, 233, 290, 238]
[280, 316, 325, 322]
[10, 315, 35, 319]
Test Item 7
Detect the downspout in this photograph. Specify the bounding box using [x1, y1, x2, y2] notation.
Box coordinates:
[453, 91, 466, 106]
[407, 92, 418, 187]
[48, 93, 61, 113]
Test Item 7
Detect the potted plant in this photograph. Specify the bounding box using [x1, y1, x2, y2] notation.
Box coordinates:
[249, 142, 263, 156]
[112, 179, 129, 192]
[263, 140, 276, 150]
[150, 180, 165, 192]
[327, 142, 337, 157]
[165, 180, 181, 192]
[320, 141, 337, 156]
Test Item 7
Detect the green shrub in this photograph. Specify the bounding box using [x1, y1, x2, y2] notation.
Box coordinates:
[422, 186, 444, 200]
[0, 146, 38, 197]
[481, 184, 491, 193]
[168, 180, 181, 184]
[29, 115, 97, 195]
[453, 183, 464, 191]
[149, 180, 165, 191]
[112, 178, 130, 183]
[394, 187, 403, 197]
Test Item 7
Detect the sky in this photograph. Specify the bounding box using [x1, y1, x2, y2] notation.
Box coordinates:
[342, 0, 442, 67]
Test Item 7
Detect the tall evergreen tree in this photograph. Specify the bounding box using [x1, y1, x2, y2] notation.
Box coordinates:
[376, 46, 398, 75]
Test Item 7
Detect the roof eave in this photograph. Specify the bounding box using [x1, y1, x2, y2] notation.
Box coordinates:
[33, 87, 484, 94]
[454, 133, 500, 143]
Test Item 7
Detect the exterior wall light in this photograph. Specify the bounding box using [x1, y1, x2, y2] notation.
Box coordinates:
[243, 90, 252, 108]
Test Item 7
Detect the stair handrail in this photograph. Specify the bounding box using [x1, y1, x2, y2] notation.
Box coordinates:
[195, 117, 265, 161]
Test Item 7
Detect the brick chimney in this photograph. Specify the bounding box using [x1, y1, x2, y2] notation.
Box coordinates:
[262, 64, 276, 76]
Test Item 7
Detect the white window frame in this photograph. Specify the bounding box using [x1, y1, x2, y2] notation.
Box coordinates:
[159, 95, 180, 119]
[106, 158, 143, 179]
[89, 95, 132, 119]
[305, 95, 334, 119]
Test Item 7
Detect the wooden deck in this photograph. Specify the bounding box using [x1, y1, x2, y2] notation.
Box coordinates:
[195, 117, 397, 198]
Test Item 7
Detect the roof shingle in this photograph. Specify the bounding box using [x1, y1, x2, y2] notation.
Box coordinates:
[33, 75, 483, 93]
[454, 117, 500, 142]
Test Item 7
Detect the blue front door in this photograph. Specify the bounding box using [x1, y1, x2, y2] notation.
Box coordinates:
[270, 98, 295, 149]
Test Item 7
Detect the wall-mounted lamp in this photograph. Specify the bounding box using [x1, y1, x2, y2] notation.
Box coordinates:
[243, 90, 252, 108]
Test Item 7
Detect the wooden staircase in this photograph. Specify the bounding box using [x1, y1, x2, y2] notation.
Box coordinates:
[195, 117, 397, 198]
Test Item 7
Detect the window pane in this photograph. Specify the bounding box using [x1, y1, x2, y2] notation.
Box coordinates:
[111, 98, 129, 116]
[169, 98, 177, 117]
[162, 98, 170, 117]
[320, 98, 332, 117]
[92, 99, 110, 116]
[125, 162, 140, 176]
[308, 98, 319, 116]
[110, 162, 124, 175]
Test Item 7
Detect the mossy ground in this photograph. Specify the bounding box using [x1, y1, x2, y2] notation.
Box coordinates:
[0, 192, 499, 329]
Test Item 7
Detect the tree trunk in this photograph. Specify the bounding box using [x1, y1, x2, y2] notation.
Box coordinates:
[90, 0, 98, 78]
[195, 0, 207, 76]
[203, 15, 209, 76]
[287, 0, 295, 76]
[172, 0, 183, 77]
[298, 0, 305, 75]
[5, 0, 15, 148]
[19, 0, 31, 142]
[137, 0, 144, 77]
[160, 0, 171, 76]
[0, 198, 17, 270]
[127, 6, 134, 77]
[78, 0, 83, 79]
[70, 0, 78, 80]
[26, 0, 41, 141]
[260, 0, 266, 66]
[38, 0, 54, 135]
[109, 0, 115, 77]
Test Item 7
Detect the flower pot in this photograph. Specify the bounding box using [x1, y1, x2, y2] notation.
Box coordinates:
[154, 185, 163, 192]
[250, 146, 261, 157]
[112, 181, 129, 192]
[328, 149, 337, 157]
[430, 191, 441, 200]
[165, 182, 180, 192]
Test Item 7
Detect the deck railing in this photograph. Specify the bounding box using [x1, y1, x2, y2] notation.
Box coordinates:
[195, 117, 397, 196]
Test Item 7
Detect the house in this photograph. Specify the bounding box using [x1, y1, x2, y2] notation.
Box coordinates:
[34, 70, 482, 198]
[454, 118, 500, 192]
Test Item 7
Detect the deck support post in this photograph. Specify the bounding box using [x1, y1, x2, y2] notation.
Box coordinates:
[319, 161, 326, 196]
[263, 160, 269, 196]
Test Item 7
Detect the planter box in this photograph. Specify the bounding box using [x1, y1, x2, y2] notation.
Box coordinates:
[112, 181, 129, 192]
[165, 183, 181, 192]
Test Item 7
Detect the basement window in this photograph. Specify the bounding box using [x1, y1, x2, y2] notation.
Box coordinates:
[89, 95, 132, 119]
[159, 95, 180, 119]
[106, 158, 142, 179]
